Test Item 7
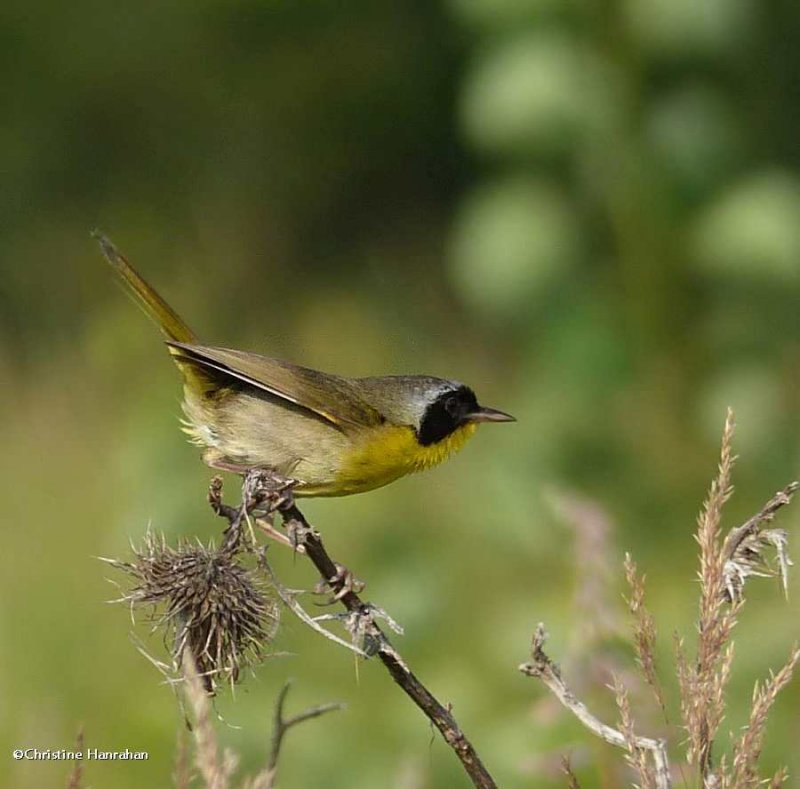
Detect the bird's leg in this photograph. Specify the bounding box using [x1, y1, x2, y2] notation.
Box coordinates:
[242, 468, 298, 514]
[208, 476, 247, 552]
[222, 469, 304, 553]
[268, 479, 319, 551]
[209, 471, 302, 553]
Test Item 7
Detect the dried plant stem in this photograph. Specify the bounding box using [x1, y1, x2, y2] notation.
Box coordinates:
[560, 754, 581, 789]
[182, 649, 237, 789]
[256, 550, 367, 657]
[520, 624, 671, 789]
[253, 680, 345, 788]
[173, 726, 191, 789]
[214, 471, 498, 789]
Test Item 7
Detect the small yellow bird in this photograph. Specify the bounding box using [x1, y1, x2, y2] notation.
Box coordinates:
[96, 233, 514, 497]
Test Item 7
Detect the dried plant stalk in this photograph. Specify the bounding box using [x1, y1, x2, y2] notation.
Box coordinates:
[560, 754, 581, 789]
[520, 624, 671, 789]
[525, 410, 798, 789]
[182, 649, 238, 789]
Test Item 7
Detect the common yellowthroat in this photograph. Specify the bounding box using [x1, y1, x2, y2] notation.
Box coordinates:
[96, 233, 514, 497]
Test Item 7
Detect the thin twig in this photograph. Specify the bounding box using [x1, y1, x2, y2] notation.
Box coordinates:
[256, 549, 367, 657]
[212, 471, 498, 789]
[520, 624, 671, 789]
[258, 679, 344, 787]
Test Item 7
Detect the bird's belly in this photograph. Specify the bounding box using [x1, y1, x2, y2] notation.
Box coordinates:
[183, 388, 350, 491]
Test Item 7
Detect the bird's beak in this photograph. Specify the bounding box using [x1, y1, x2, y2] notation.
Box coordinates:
[466, 406, 516, 423]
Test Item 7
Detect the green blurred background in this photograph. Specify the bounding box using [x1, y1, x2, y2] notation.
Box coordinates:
[2, 1, 800, 786]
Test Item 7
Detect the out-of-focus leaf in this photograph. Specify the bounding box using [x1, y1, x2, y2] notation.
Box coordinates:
[447, 0, 565, 30]
[647, 85, 742, 195]
[459, 33, 621, 157]
[698, 365, 783, 455]
[624, 0, 754, 58]
[447, 178, 580, 316]
[691, 172, 800, 284]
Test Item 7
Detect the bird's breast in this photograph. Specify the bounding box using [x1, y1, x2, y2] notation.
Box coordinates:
[331, 421, 479, 496]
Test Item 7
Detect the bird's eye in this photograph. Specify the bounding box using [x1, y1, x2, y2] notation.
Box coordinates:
[444, 396, 459, 416]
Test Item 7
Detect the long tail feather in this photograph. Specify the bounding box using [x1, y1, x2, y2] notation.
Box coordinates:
[93, 231, 197, 344]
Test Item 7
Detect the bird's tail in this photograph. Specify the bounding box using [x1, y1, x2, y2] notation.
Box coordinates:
[93, 230, 221, 404]
[93, 231, 197, 344]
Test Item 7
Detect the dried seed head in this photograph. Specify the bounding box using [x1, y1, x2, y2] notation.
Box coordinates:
[724, 528, 793, 603]
[107, 532, 280, 693]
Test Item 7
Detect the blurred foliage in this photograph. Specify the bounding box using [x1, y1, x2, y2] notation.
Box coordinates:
[2, 1, 800, 787]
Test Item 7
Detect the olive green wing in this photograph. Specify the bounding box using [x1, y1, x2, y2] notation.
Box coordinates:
[167, 342, 385, 430]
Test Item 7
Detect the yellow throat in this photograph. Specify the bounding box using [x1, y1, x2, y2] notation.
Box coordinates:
[326, 421, 479, 497]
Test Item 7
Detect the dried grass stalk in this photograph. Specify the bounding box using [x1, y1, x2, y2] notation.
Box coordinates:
[560, 754, 581, 789]
[729, 644, 800, 788]
[684, 409, 740, 773]
[624, 553, 666, 717]
[613, 675, 656, 788]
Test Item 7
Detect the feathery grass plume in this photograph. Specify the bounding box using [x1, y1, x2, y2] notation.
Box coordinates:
[106, 531, 280, 693]
[624, 553, 666, 719]
[729, 643, 800, 788]
[683, 408, 741, 773]
[613, 675, 656, 789]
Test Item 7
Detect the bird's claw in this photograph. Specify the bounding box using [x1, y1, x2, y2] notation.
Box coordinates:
[242, 469, 298, 517]
[314, 563, 365, 604]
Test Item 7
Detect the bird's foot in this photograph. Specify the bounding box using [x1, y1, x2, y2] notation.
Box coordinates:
[210, 472, 303, 553]
[314, 563, 365, 604]
[242, 468, 298, 517]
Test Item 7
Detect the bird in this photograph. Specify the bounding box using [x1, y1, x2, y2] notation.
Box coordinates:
[95, 232, 515, 498]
